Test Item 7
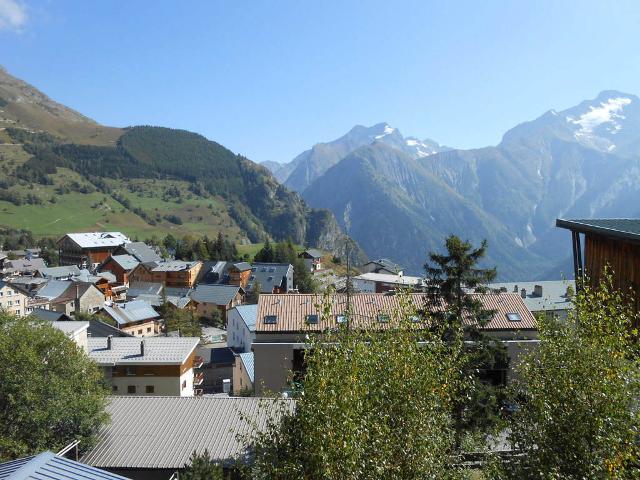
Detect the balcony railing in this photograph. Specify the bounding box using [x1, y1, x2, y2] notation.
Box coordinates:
[193, 355, 204, 369]
[193, 372, 204, 386]
[194, 388, 204, 397]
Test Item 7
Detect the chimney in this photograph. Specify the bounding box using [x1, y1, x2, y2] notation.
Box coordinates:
[513, 285, 518, 293]
[533, 285, 543, 297]
[140, 340, 145, 357]
[520, 288, 526, 298]
[106, 335, 112, 350]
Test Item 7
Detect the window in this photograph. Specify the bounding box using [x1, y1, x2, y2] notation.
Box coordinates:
[336, 314, 347, 324]
[506, 312, 522, 322]
[263, 315, 277, 325]
[127, 385, 136, 394]
[112, 385, 118, 392]
[125, 366, 137, 376]
[14, 300, 19, 305]
[6, 290, 11, 296]
[305, 314, 319, 324]
[182, 380, 187, 390]
[145, 385, 155, 394]
[147, 327, 152, 333]
[6, 301, 11, 306]
[267, 276, 273, 282]
[377, 314, 390, 323]
[268, 267, 275, 273]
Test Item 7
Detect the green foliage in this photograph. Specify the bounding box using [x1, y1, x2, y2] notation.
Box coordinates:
[163, 308, 203, 338]
[254, 239, 318, 293]
[0, 314, 109, 460]
[240, 290, 469, 479]
[181, 449, 223, 480]
[245, 280, 261, 304]
[498, 273, 640, 478]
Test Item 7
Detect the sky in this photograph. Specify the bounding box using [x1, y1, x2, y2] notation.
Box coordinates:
[2, 1, 640, 163]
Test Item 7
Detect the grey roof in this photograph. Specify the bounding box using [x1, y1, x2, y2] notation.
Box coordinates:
[127, 282, 163, 298]
[300, 248, 322, 259]
[556, 218, 640, 242]
[210, 346, 235, 365]
[232, 261, 252, 271]
[87, 337, 199, 365]
[248, 263, 292, 293]
[102, 300, 160, 326]
[88, 320, 132, 338]
[81, 396, 294, 469]
[50, 321, 89, 337]
[37, 265, 81, 279]
[151, 260, 200, 272]
[74, 269, 117, 284]
[107, 254, 140, 271]
[31, 308, 71, 322]
[191, 284, 242, 306]
[34, 280, 72, 301]
[0, 451, 130, 480]
[234, 304, 257, 332]
[364, 258, 403, 274]
[63, 232, 129, 249]
[117, 242, 162, 263]
[488, 280, 575, 313]
[4, 258, 46, 273]
[239, 352, 254, 383]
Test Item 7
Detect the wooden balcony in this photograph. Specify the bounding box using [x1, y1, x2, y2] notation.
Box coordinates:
[193, 355, 204, 369]
[193, 372, 204, 386]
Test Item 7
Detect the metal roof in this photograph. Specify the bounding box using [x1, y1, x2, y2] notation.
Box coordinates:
[50, 321, 89, 337]
[255, 293, 537, 333]
[126, 282, 163, 297]
[102, 300, 160, 326]
[354, 272, 424, 286]
[31, 308, 71, 322]
[556, 218, 640, 242]
[299, 249, 323, 259]
[34, 280, 73, 301]
[37, 265, 81, 279]
[87, 337, 199, 365]
[232, 262, 252, 271]
[248, 263, 292, 293]
[87, 320, 132, 338]
[151, 260, 200, 272]
[363, 258, 403, 273]
[108, 254, 140, 272]
[191, 284, 242, 306]
[488, 280, 575, 313]
[4, 258, 46, 273]
[81, 396, 294, 469]
[117, 242, 161, 263]
[63, 232, 130, 249]
[234, 304, 257, 332]
[239, 352, 254, 383]
[0, 451, 131, 480]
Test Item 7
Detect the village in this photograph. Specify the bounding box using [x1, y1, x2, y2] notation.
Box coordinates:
[1, 217, 634, 478]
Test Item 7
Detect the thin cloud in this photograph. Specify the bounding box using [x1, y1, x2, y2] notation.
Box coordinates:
[0, 0, 28, 31]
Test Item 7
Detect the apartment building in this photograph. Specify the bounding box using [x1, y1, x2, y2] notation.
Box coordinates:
[58, 232, 130, 268]
[0, 280, 27, 316]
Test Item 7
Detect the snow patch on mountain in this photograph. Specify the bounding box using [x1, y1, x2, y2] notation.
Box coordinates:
[565, 97, 631, 152]
[374, 124, 396, 139]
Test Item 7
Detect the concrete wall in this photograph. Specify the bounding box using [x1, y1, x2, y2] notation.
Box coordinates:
[226, 308, 255, 352]
[108, 368, 194, 396]
[233, 355, 253, 395]
[253, 342, 294, 395]
[0, 284, 26, 316]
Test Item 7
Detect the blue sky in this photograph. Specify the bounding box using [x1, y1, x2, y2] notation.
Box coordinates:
[2, 1, 640, 163]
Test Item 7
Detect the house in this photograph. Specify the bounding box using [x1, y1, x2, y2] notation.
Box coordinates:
[87, 319, 134, 338]
[2, 257, 47, 276]
[196, 346, 235, 393]
[190, 284, 244, 321]
[227, 304, 257, 352]
[361, 258, 403, 275]
[556, 218, 640, 311]
[129, 260, 202, 288]
[0, 280, 27, 316]
[0, 451, 131, 480]
[36, 265, 81, 280]
[228, 262, 252, 288]
[31, 307, 72, 322]
[50, 320, 89, 352]
[74, 269, 118, 300]
[112, 241, 162, 263]
[99, 300, 161, 337]
[248, 263, 294, 293]
[87, 336, 202, 397]
[252, 292, 538, 395]
[58, 232, 130, 268]
[99, 254, 140, 286]
[352, 272, 425, 293]
[195, 260, 252, 287]
[488, 280, 576, 320]
[299, 249, 323, 272]
[48, 282, 105, 316]
[81, 396, 294, 479]
[234, 351, 254, 395]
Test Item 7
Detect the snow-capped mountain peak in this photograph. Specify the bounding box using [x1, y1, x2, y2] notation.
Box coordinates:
[374, 123, 396, 139]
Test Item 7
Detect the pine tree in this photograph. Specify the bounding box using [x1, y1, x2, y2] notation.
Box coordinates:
[181, 450, 223, 479]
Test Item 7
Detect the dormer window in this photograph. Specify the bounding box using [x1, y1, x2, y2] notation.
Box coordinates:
[506, 312, 522, 322]
[264, 315, 277, 325]
[305, 314, 319, 325]
[336, 314, 347, 324]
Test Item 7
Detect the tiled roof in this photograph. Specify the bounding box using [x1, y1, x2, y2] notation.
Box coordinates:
[31, 308, 71, 322]
[81, 396, 294, 469]
[87, 320, 132, 338]
[102, 300, 160, 326]
[63, 232, 130, 249]
[488, 280, 575, 313]
[239, 352, 254, 383]
[151, 260, 200, 272]
[255, 293, 536, 333]
[556, 218, 640, 241]
[0, 451, 130, 480]
[235, 304, 257, 332]
[4, 258, 46, 272]
[108, 254, 140, 271]
[191, 284, 242, 306]
[87, 337, 199, 365]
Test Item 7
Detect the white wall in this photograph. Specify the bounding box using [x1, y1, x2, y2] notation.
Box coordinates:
[110, 370, 194, 397]
[352, 278, 375, 293]
[226, 308, 255, 352]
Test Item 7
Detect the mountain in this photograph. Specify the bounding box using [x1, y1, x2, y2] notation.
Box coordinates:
[279, 122, 449, 192]
[297, 92, 640, 279]
[260, 160, 283, 175]
[0, 67, 351, 255]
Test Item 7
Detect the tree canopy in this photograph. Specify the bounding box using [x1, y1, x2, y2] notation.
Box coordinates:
[0, 314, 109, 460]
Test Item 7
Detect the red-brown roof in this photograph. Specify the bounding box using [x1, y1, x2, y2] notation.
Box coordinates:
[255, 293, 536, 333]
